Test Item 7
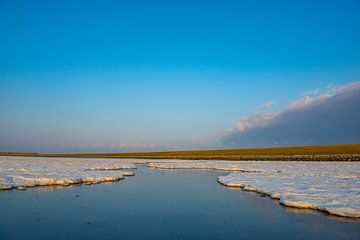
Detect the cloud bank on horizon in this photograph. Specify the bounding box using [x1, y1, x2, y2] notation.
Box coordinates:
[221, 81, 360, 148]
[71, 142, 187, 153]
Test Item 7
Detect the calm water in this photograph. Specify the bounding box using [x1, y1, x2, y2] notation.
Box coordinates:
[0, 166, 359, 240]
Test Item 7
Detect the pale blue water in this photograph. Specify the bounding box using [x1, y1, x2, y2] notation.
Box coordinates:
[0, 167, 359, 240]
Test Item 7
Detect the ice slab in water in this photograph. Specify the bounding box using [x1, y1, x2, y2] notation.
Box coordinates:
[0, 156, 137, 190]
[148, 160, 266, 172]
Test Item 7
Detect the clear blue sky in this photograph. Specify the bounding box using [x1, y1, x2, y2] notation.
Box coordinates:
[0, 0, 359, 153]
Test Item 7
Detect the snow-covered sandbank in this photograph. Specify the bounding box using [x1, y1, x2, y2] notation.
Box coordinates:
[147, 160, 360, 218]
[0, 156, 137, 190]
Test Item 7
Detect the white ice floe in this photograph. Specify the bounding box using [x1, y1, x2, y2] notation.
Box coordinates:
[148, 160, 267, 172]
[148, 160, 360, 218]
[0, 156, 137, 190]
[84, 166, 137, 171]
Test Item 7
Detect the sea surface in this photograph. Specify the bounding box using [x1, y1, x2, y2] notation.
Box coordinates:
[0, 166, 359, 240]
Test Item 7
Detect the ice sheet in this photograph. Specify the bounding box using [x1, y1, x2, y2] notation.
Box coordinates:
[0, 156, 137, 190]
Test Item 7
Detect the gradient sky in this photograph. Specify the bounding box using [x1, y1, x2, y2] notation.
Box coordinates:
[1, 0, 360, 153]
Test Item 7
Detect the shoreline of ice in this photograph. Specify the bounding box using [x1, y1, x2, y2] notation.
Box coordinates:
[146, 160, 360, 218]
[0, 156, 137, 191]
[1, 156, 359, 219]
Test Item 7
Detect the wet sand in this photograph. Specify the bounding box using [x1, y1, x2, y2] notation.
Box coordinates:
[0, 167, 359, 240]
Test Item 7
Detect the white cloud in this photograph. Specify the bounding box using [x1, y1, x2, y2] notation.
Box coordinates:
[300, 89, 320, 97]
[226, 111, 277, 134]
[110, 142, 156, 149]
[221, 81, 360, 147]
[71, 142, 187, 152]
[73, 142, 156, 150]
[258, 100, 275, 110]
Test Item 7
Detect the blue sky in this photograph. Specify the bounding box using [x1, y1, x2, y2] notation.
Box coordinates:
[0, 0, 359, 153]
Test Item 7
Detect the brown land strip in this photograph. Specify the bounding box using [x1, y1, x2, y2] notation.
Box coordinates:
[1, 144, 360, 161]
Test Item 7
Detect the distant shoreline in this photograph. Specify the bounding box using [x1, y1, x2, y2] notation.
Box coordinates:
[1, 144, 360, 161]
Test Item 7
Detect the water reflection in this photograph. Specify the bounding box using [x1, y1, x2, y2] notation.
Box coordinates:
[0, 168, 359, 240]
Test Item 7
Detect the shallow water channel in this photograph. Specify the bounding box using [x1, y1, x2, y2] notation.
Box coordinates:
[0, 166, 359, 240]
